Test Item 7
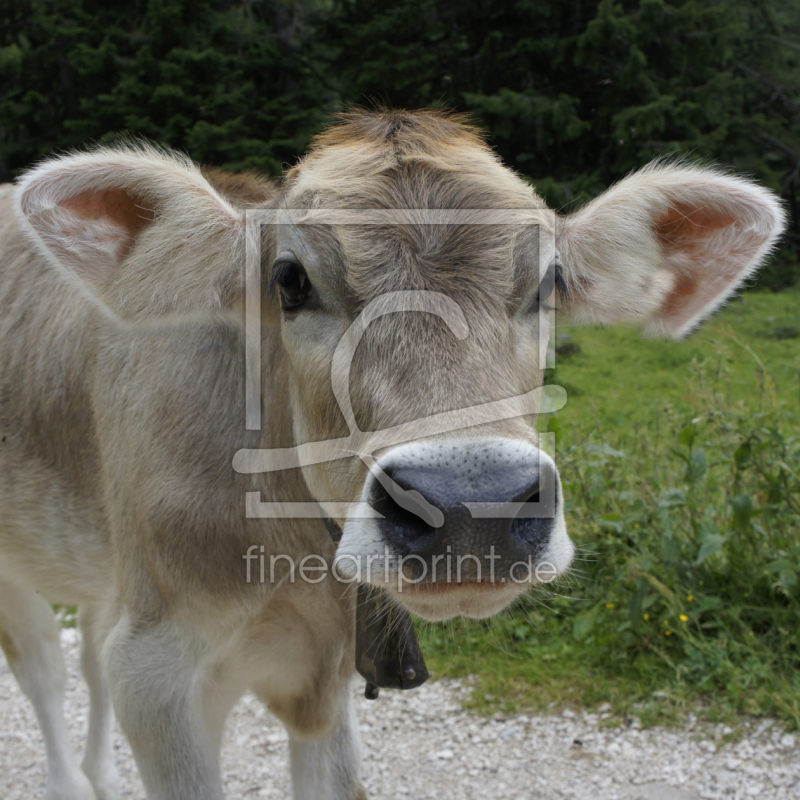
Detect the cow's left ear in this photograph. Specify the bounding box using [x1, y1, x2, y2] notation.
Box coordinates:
[556, 163, 787, 338]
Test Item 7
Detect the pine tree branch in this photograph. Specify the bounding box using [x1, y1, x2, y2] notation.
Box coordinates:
[762, 133, 800, 162]
[734, 62, 799, 108]
[762, 35, 800, 54]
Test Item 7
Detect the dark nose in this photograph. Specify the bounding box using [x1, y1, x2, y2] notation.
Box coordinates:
[372, 460, 557, 560]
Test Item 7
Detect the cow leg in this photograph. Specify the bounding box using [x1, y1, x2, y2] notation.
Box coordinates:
[104, 615, 225, 800]
[78, 606, 119, 800]
[0, 576, 96, 800]
[288, 685, 367, 800]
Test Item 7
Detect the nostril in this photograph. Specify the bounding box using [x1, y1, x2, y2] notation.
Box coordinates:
[396, 488, 444, 528]
[525, 489, 540, 505]
[372, 484, 438, 554]
[375, 466, 444, 528]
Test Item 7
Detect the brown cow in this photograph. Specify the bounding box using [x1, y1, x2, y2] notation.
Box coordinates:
[0, 110, 785, 800]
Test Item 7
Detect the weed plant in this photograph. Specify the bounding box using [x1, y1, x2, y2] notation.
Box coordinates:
[422, 296, 800, 728]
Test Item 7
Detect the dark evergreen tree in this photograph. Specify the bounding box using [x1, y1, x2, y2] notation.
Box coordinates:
[0, 0, 330, 178]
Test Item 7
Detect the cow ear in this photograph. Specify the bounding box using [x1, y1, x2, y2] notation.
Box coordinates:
[556, 163, 787, 338]
[15, 146, 244, 315]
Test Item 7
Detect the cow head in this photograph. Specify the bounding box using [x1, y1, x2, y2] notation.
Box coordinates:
[267, 110, 785, 620]
[15, 110, 785, 623]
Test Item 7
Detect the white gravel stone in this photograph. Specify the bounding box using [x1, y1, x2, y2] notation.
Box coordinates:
[1, 629, 799, 799]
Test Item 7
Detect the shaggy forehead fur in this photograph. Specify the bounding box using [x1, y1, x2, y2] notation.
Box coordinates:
[281, 109, 553, 306]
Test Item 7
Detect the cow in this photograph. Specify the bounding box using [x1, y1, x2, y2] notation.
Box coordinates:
[0, 109, 785, 800]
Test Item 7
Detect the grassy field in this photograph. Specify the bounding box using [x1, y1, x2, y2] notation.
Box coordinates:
[419, 289, 800, 730]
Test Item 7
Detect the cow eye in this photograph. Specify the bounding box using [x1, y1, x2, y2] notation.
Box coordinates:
[271, 259, 312, 311]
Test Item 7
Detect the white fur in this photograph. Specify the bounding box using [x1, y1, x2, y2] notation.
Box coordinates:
[558, 161, 787, 338]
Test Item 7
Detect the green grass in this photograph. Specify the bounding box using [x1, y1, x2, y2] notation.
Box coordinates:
[552, 289, 800, 438]
[420, 289, 800, 730]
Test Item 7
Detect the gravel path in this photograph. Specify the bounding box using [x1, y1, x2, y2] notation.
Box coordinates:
[1, 628, 798, 800]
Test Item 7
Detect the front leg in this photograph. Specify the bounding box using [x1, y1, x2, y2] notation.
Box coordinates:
[0, 577, 95, 800]
[288, 685, 367, 800]
[103, 615, 225, 800]
[78, 606, 120, 800]
[248, 575, 366, 799]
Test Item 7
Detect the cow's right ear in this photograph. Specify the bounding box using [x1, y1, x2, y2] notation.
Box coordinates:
[15, 146, 243, 315]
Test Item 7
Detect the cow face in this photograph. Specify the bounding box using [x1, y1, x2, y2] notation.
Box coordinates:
[269, 111, 785, 620]
[271, 116, 570, 620]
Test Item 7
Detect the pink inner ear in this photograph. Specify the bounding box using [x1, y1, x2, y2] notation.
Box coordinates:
[60, 188, 156, 252]
[660, 272, 701, 318]
[654, 202, 761, 335]
[656, 203, 735, 251]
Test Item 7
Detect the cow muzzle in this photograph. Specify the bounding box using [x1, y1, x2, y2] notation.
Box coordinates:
[337, 438, 574, 620]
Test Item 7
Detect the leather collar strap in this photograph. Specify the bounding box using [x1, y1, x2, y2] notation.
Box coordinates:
[322, 516, 429, 700]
